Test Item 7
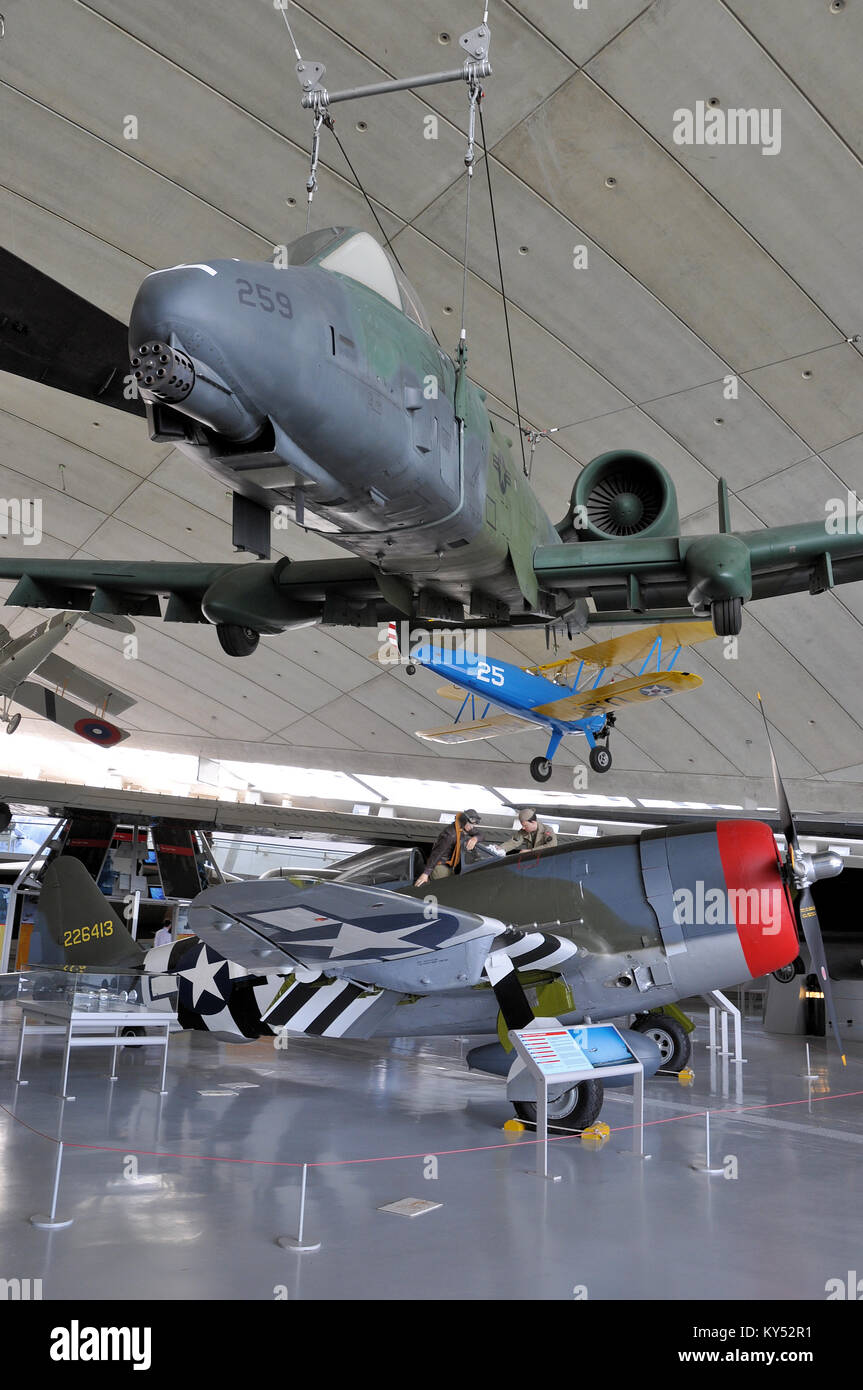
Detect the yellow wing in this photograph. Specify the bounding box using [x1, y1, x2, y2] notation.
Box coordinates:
[435, 683, 467, 700]
[527, 621, 716, 679]
[416, 711, 542, 744]
[533, 670, 703, 720]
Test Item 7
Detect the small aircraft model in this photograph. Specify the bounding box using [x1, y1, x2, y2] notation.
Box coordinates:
[19, 703, 846, 1131]
[406, 621, 715, 782]
[0, 611, 134, 746]
[3, 226, 863, 655]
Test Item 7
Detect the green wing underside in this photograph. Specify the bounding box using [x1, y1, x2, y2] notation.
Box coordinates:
[0, 557, 406, 629]
[534, 523, 863, 614]
[0, 519, 859, 629]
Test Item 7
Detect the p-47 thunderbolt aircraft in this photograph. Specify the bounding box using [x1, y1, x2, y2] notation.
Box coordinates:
[408, 621, 715, 782]
[0, 611, 134, 746]
[2, 230, 863, 655]
[26, 710, 846, 1130]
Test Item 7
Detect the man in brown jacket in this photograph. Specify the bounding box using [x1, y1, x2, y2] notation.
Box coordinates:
[415, 810, 481, 885]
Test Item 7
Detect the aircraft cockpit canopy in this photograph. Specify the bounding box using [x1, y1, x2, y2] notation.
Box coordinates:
[287, 227, 432, 333]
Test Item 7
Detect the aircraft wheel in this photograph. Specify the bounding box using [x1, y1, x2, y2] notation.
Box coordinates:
[119, 1026, 145, 1051]
[711, 597, 743, 636]
[530, 756, 553, 783]
[5, 713, 21, 735]
[514, 1079, 604, 1132]
[773, 955, 805, 984]
[216, 623, 260, 658]
[405, 663, 417, 676]
[589, 745, 612, 773]
[632, 1013, 691, 1071]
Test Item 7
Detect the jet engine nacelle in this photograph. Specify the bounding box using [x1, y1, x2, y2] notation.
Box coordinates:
[560, 451, 680, 542]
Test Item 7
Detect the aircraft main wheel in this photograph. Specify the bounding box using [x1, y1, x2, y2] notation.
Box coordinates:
[589, 745, 612, 773]
[773, 956, 805, 984]
[514, 1079, 604, 1132]
[5, 713, 21, 735]
[632, 1013, 691, 1071]
[530, 756, 553, 783]
[711, 597, 743, 636]
[405, 663, 417, 676]
[216, 623, 260, 658]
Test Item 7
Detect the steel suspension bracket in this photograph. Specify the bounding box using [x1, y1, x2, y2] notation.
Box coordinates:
[297, 19, 491, 110]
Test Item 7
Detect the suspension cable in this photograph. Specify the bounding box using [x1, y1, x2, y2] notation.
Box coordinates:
[278, 2, 303, 61]
[478, 98, 527, 475]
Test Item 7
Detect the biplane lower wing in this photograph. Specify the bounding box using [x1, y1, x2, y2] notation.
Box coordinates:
[534, 670, 703, 722]
[417, 710, 542, 745]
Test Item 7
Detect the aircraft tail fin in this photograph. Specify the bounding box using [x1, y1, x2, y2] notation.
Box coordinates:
[39, 857, 145, 968]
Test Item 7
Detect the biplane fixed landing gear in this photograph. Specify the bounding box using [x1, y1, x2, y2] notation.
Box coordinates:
[1, 699, 21, 735]
[529, 729, 563, 784]
[587, 713, 615, 775]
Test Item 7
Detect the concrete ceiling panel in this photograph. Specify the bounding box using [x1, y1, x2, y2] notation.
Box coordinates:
[742, 345, 863, 453]
[493, 73, 841, 368]
[586, 0, 863, 336]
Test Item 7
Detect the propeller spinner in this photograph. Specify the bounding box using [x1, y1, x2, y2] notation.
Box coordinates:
[757, 693, 846, 1065]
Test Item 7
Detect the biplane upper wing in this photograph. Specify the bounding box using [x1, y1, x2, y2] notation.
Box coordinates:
[416, 710, 543, 744]
[533, 670, 702, 721]
[527, 621, 716, 679]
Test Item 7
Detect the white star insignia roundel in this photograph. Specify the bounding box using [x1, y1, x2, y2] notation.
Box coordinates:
[178, 944, 231, 1009]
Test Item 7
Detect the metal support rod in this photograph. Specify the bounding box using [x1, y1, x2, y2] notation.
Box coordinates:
[297, 1162, 308, 1243]
[301, 61, 492, 108]
[30, 1139, 74, 1229]
[48, 1141, 64, 1221]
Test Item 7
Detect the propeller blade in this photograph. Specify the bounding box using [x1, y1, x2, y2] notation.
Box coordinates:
[756, 692, 798, 857]
[0, 248, 144, 417]
[483, 949, 534, 1030]
[798, 886, 846, 1065]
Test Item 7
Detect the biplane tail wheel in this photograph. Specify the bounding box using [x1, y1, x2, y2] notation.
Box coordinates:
[589, 745, 612, 773]
[530, 756, 553, 783]
[216, 623, 260, 658]
[5, 713, 21, 735]
[711, 597, 743, 636]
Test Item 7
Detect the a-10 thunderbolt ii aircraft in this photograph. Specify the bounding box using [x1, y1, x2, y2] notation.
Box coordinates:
[27, 711, 846, 1130]
[2, 229, 863, 655]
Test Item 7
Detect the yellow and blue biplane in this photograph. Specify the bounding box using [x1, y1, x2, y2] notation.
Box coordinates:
[409, 622, 716, 783]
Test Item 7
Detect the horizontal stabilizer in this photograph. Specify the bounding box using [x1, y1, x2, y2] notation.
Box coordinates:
[14, 681, 130, 745]
[36, 653, 136, 714]
[416, 710, 542, 744]
[534, 669, 702, 721]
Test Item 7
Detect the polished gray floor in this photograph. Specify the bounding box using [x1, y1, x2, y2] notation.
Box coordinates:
[1, 1001, 860, 1301]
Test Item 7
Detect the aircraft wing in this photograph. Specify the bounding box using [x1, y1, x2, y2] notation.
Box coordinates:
[0, 248, 144, 418]
[533, 524, 863, 615]
[416, 710, 543, 744]
[529, 621, 716, 677]
[534, 669, 702, 720]
[35, 654, 136, 715]
[0, 556, 414, 630]
[13, 681, 130, 745]
[188, 878, 507, 987]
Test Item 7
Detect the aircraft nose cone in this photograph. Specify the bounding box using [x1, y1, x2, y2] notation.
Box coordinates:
[716, 820, 799, 976]
[128, 264, 218, 357]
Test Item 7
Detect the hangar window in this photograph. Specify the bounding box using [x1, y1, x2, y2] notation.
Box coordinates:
[287, 226, 431, 333]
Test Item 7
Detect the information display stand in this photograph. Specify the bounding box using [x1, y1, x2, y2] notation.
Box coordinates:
[509, 1023, 645, 1180]
[13, 969, 176, 1099]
